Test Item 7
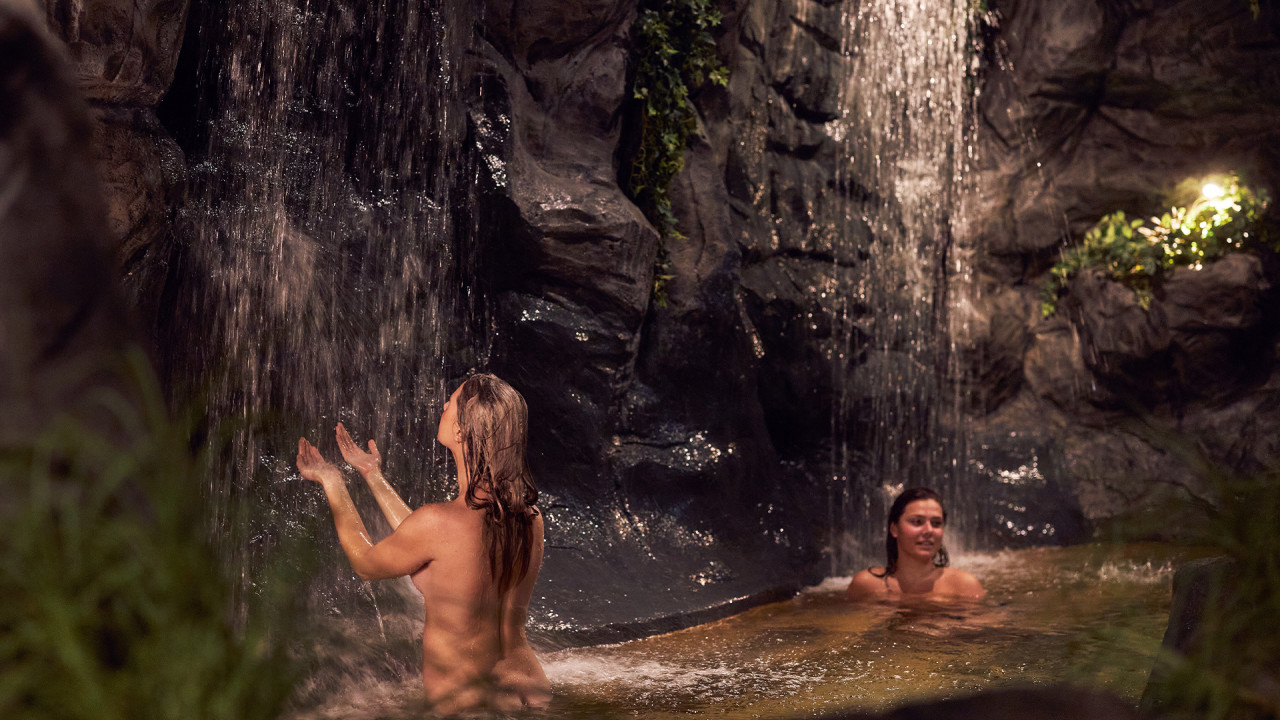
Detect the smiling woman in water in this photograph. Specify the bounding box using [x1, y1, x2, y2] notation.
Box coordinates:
[846, 487, 985, 601]
[296, 373, 551, 713]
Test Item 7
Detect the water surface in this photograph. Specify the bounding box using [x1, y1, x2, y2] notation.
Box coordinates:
[285, 543, 1199, 719]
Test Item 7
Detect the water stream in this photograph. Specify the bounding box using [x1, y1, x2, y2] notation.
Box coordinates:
[820, 0, 981, 568]
[178, 0, 480, 593]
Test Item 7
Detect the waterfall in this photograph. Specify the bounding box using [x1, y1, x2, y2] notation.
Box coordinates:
[176, 0, 479, 606]
[826, 0, 979, 568]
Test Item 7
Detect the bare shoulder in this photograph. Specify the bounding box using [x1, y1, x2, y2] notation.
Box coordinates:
[847, 568, 889, 601]
[939, 567, 985, 599]
[398, 501, 466, 536]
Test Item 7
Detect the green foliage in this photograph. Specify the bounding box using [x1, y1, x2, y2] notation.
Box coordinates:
[0, 352, 301, 720]
[1040, 175, 1273, 317]
[625, 0, 729, 305]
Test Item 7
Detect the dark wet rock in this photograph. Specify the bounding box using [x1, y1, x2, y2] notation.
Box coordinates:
[1162, 254, 1275, 405]
[1149, 556, 1234, 659]
[1064, 269, 1172, 387]
[1141, 556, 1280, 720]
[962, 429, 1085, 548]
[0, 2, 143, 448]
[471, 0, 827, 636]
[1060, 427, 1204, 533]
[1163, 255, 1268, 333]
[44, 0, 188, 106]
[1023, 318, 1116, 418]
[952, 284, 1032, 414]
[766, 4, 842, 122]
[90, 103, 184, 313]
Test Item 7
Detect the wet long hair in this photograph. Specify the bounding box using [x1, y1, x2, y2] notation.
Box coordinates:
[873, 487, 949, 577]
[457, 373, 540, 595]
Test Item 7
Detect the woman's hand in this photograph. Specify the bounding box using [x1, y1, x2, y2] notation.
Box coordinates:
[336, 422, 382, 476]
[297, 437, 343, 486]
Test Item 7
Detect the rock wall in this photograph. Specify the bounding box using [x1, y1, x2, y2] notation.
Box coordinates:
[959, 0, 1280, 533]
[473, 0, 1280, 571]
[468, 0, 828, 641]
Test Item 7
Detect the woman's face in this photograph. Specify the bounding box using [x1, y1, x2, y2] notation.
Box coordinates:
[437, 384, 463, 449]
[890, 498, 945, 564]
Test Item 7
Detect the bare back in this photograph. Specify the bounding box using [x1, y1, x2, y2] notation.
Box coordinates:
[407, 501, 550, 713]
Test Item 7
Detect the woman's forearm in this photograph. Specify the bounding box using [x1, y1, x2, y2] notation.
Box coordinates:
[321, 479, 379, 578]
[360, 469, 412, 528]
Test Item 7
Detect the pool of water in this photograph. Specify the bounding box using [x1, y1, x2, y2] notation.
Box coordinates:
[283, 543, 1203, 719]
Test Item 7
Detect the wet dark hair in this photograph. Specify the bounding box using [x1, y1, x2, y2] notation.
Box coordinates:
[456, 373, 540, 595]
[872, 487, 949, 577]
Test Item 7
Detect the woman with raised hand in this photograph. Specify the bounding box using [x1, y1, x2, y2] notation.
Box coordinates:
[846, 487, 985, 602]
[296, 373, 551, 713]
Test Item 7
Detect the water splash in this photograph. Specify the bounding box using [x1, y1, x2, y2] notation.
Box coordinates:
[176, 0, 480, 612]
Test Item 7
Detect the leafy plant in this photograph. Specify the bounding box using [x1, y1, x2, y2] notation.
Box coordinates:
[0, 351, 303, 720]
[1040, 174, 1273, 317]
[625, 0, 729, 305]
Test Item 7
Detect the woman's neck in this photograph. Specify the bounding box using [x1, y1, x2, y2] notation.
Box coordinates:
[893, 556, 941, 591]
[451, 445, 471, 500]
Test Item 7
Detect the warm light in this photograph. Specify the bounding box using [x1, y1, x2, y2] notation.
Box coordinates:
[1202, 182, 1225, 199]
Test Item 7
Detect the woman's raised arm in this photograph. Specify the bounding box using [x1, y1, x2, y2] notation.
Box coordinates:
[336, 422, 412, 528]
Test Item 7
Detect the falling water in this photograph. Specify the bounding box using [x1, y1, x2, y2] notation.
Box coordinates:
[176, 0, 479, 606]
[826, 0, 979, 566]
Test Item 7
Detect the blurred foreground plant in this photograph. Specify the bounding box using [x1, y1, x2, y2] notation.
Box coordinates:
[1139, 468, 1280, 720]
[1124, 421, 1280, 720]
[0, 351, 304, 720]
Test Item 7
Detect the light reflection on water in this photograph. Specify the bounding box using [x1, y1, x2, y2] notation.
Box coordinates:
[283, 544, 1203, 719]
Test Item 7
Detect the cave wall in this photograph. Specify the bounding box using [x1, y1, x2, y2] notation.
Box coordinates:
[39, 0, 188, 329]
[466, 0, 830, 641]
[957, 0, 1280, 533]
[471, 0, 1280, 575]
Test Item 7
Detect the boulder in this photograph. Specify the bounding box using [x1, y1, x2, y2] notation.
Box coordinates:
[1142, 556, 1280, 720]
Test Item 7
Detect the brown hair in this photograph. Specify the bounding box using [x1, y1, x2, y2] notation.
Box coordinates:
[456, 373, 540, 594]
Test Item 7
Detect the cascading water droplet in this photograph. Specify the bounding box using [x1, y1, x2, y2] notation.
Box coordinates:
[825, 0, 980, 569]
[176, 0, 481, 623]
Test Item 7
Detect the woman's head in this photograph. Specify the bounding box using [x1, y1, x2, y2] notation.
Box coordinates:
[882, 487, 949, 575]
[454, 374, 530, 487]
[447, 373, 539, 592]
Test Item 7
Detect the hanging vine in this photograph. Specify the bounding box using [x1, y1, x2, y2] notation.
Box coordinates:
[624, 0, 729, 305]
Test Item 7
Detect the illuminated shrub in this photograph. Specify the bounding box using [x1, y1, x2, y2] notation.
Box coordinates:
[1041, 175, 1273, 317]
